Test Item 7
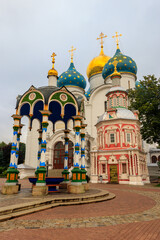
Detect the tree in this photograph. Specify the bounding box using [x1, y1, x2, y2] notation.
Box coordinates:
[128, 75, 160, 145]
[18, 142, 26, 165]
[0, 142, 26, 169]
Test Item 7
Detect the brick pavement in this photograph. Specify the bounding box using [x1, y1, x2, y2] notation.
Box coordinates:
[0, 179, 160, 240]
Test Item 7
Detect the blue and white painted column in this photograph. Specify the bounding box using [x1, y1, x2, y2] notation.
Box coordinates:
[6, 114, 22, 185]
[81, 123, 87, 183]
[71, 115, 83, 185]
[62, 129, 70, 182]
[37, 129, 42, 168]
[15, 124, 23, 167]
[36, 110, 51, 186]
[35, 129, 42, 177]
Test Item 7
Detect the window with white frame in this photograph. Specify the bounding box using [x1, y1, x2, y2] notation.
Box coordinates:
[110, 133, 115, 143]
[109, 98, 112, 108]
[102, 164, 106, 174]
[122, 163, 127, 173]
[126, 133, 131, 143]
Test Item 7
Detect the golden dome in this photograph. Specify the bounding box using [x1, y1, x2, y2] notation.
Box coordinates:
[86, 48, 110, 79]
[48, 68, 58, 77]
[48, 52, 58, 77]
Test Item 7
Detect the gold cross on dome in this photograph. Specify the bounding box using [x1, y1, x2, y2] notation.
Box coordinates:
[51, 52, 56, 69]
[69, 46, 76, 63]
[97, 32, 107, 48]
[51, 52, 56, 64]
[112, 32, 122, 49]
[112, 60, 118, 71]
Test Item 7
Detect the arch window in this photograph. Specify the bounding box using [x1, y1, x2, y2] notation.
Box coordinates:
[151, 155, 157, 163]
[53, 140, 73, 169]
[109, 98, 112, 108]
[113, 98, 117, 107]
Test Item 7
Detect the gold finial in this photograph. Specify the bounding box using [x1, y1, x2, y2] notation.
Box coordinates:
[69, 46, 76, 63]
[48, 52, 58, 77]
[51, 52, 56, 68]
[112, 32, 122, 49]
[97, 32, 107, 55]
[111, 59, 121, 78]
[112, 60, 118, 72]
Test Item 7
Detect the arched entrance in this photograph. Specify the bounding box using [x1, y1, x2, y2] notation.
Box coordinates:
[53, 141, 74, 169]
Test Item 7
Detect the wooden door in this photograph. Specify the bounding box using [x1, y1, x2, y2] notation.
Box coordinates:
[109, 165, 118, 183]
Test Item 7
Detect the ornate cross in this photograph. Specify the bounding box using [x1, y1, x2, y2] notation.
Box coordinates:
[112, 32, 122, 49]
[69, 46, 76, 63]
[97, 32, 107, 48]
[112, 59, 119, 72]
[51, 52, 56, 64]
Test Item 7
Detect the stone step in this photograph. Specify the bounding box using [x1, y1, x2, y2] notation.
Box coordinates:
[148, 166, 159, 176]
[0, 189, 114, 222]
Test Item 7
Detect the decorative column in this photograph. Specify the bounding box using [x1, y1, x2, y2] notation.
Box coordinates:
[62, 129, 70, 182]
[71, 115, 83, 185]
[36, 110, 51, 186]
[6, 114, 22, 185]
[35, 129, 42, 177]
[81, 123, 87, 183]
[15, 123, 23, 167]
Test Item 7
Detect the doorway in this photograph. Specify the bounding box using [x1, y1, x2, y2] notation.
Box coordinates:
[53, 141, 73, 169]
[109, 165, 118, 183]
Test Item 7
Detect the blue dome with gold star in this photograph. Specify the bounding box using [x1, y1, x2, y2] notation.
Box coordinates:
[85, 87, 91, 99]
[57, 62, 86, 89]
[135, 80, 141, 88]
[102, 48, 137, 79]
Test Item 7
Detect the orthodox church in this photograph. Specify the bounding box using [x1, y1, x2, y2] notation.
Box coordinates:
[6, 32, 150, 188]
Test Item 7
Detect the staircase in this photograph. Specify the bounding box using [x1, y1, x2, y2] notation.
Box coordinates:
[48, 169, 63, 177]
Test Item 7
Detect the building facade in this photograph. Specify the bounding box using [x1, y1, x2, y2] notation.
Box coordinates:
[7, 33, 150, 186]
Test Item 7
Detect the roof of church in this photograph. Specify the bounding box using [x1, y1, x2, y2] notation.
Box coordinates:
[106, 86, 127, 95]
[102, 48, 137, 79]
[38, 86, 59, 103]
[97, 108, 136, 124]
[57, 62, 86, 89]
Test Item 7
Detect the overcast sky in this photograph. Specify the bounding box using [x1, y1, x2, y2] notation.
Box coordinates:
[0, 0, 160, 143]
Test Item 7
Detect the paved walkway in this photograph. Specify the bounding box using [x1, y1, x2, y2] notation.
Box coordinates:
[0, 179, 160, 240]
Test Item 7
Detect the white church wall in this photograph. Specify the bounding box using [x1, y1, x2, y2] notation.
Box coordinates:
[85, 84, 111, 140]
[25, 119, 40, 168]
[89, 73, 104, 92]
[120, 73, 136, 90]
[105, 73, 136, 90]
[65, 86, 85, 96]
[55, 121, 65, 132]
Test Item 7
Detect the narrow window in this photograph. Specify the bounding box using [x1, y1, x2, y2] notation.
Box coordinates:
[102, 164, 106, 174]
[122, 163, 127, 173]
[110, 133, 115, 143]
[128, 80, 131, 89]
[126, 133, 131, 143]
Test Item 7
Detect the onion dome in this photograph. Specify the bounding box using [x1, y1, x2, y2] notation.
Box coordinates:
[135, 80, 141, 88]
[85, 87, 91, 99]
[48, 52, 58, 77]
[102, 48, 137, 79]
[87, 50, 110, 79]
[57, 62, 86, 89]
[57, 46, 86, 89]
[86, 32, 110, 79]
